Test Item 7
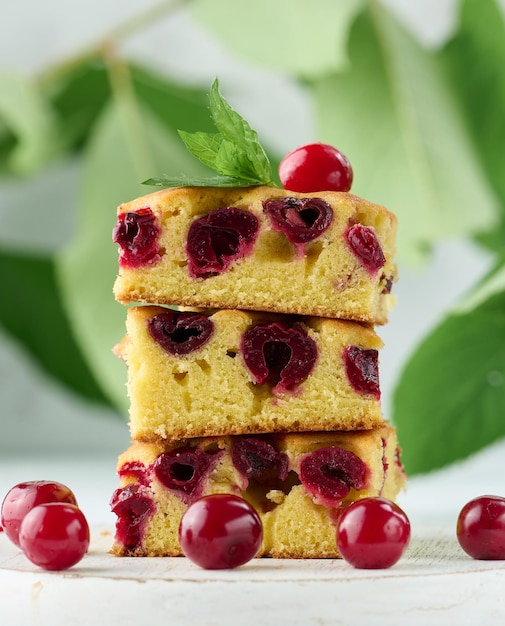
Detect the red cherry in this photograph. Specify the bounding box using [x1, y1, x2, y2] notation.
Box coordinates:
[1, 481, 78, 547]
[112, 208, 162, 268]
[19, 503, 90, 571]
[178, 494, 263, 569]
[337, 497, 410, 569]
[457, 495, 505, 560]
[279, 143, 353, 193]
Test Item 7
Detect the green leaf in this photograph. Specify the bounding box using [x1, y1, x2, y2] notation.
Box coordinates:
[0, 248, 109, 405]
[393, 264, 505, 475]
[131, 66, 283, 186]
[310, 5, 499, 265]
[192, 0, 365, 77]
[57, 95, 210, 412]
[215, 138, 259, 180]
[0, 127, 16, 177]
[177, 130, 224, 171]
[0, 58, 111, 179]
[42, 57, 111, 153]
[130, 64, 214, 134]
[452, 258, 505, 315]
[0, 73, 60, 174]
[208, 79, 271, 182]
[439, 0, 505, 253]
[143, 78, 273, 188]
[144, 174, 262, 188]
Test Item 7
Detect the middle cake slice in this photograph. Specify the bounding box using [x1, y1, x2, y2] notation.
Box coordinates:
[117, 306, 385, 441]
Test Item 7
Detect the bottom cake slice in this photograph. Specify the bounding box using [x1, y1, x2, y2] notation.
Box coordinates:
[110, 426, 406, 559]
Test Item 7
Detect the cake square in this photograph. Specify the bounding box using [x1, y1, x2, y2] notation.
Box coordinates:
[112, 186, 397, 324]
[110, 426, 405, 558]
[116, 306, 386, 441]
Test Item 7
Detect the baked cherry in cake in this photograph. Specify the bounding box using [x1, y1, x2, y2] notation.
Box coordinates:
[345, 223, 386, 274]
[178, 494, 262, 569]
[113, 208, 162, 268]
[1, 480, 78, 547]
[148, 310, 214, 356]
[457, 495, 505, 559]
[380, 274, 394, 294]
[279, 143, 353, 193]
[337, 497, 410, 568]
[186, 207, 259, 278]
[117, 461, 150, 485]
[299, 447, 369, 507]
[343, 346, 380, 399]
[232, 437, 289, 484]
[110, 484, 155, 552]
[263, 197, 333, 253]
[153, 446, 221, 503]
[241, 321, 317, 394]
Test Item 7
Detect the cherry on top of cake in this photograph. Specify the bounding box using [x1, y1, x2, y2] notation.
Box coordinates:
[140, 78, 353, 195]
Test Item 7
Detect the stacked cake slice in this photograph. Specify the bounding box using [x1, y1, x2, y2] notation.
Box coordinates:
[110, 185, 406, 558]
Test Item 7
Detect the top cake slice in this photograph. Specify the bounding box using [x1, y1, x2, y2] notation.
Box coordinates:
[112, 185, 397, 324]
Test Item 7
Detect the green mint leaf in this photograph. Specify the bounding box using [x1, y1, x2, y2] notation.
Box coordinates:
[143, 78, 274, 188]
[178, 130, 257, 180]
[143, 174, 261, 188]
[208, 78, 272, 183]
[214, 136, 262, 179]
[178, 130, 224, 171]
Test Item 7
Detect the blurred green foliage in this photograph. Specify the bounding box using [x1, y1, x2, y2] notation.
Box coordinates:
[1, 0, 504, 474]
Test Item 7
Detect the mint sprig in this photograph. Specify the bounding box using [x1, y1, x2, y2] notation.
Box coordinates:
[143, 79, 275, 188]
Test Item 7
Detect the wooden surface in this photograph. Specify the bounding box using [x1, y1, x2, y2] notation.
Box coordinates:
[1, 454, 505, 625]
[2, 524, 505, 626]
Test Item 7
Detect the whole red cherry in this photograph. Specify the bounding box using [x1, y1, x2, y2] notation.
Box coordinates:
[179, 494, 262, 569]
[1, 481, 78, 547]
[19, 503, 90, 571]
[337, 497, 410, 569]
[457, 495, 505, 559]
[279, 143, 353, 193]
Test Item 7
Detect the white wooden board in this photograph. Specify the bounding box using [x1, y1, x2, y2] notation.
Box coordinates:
[1, 523, 505, 626]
